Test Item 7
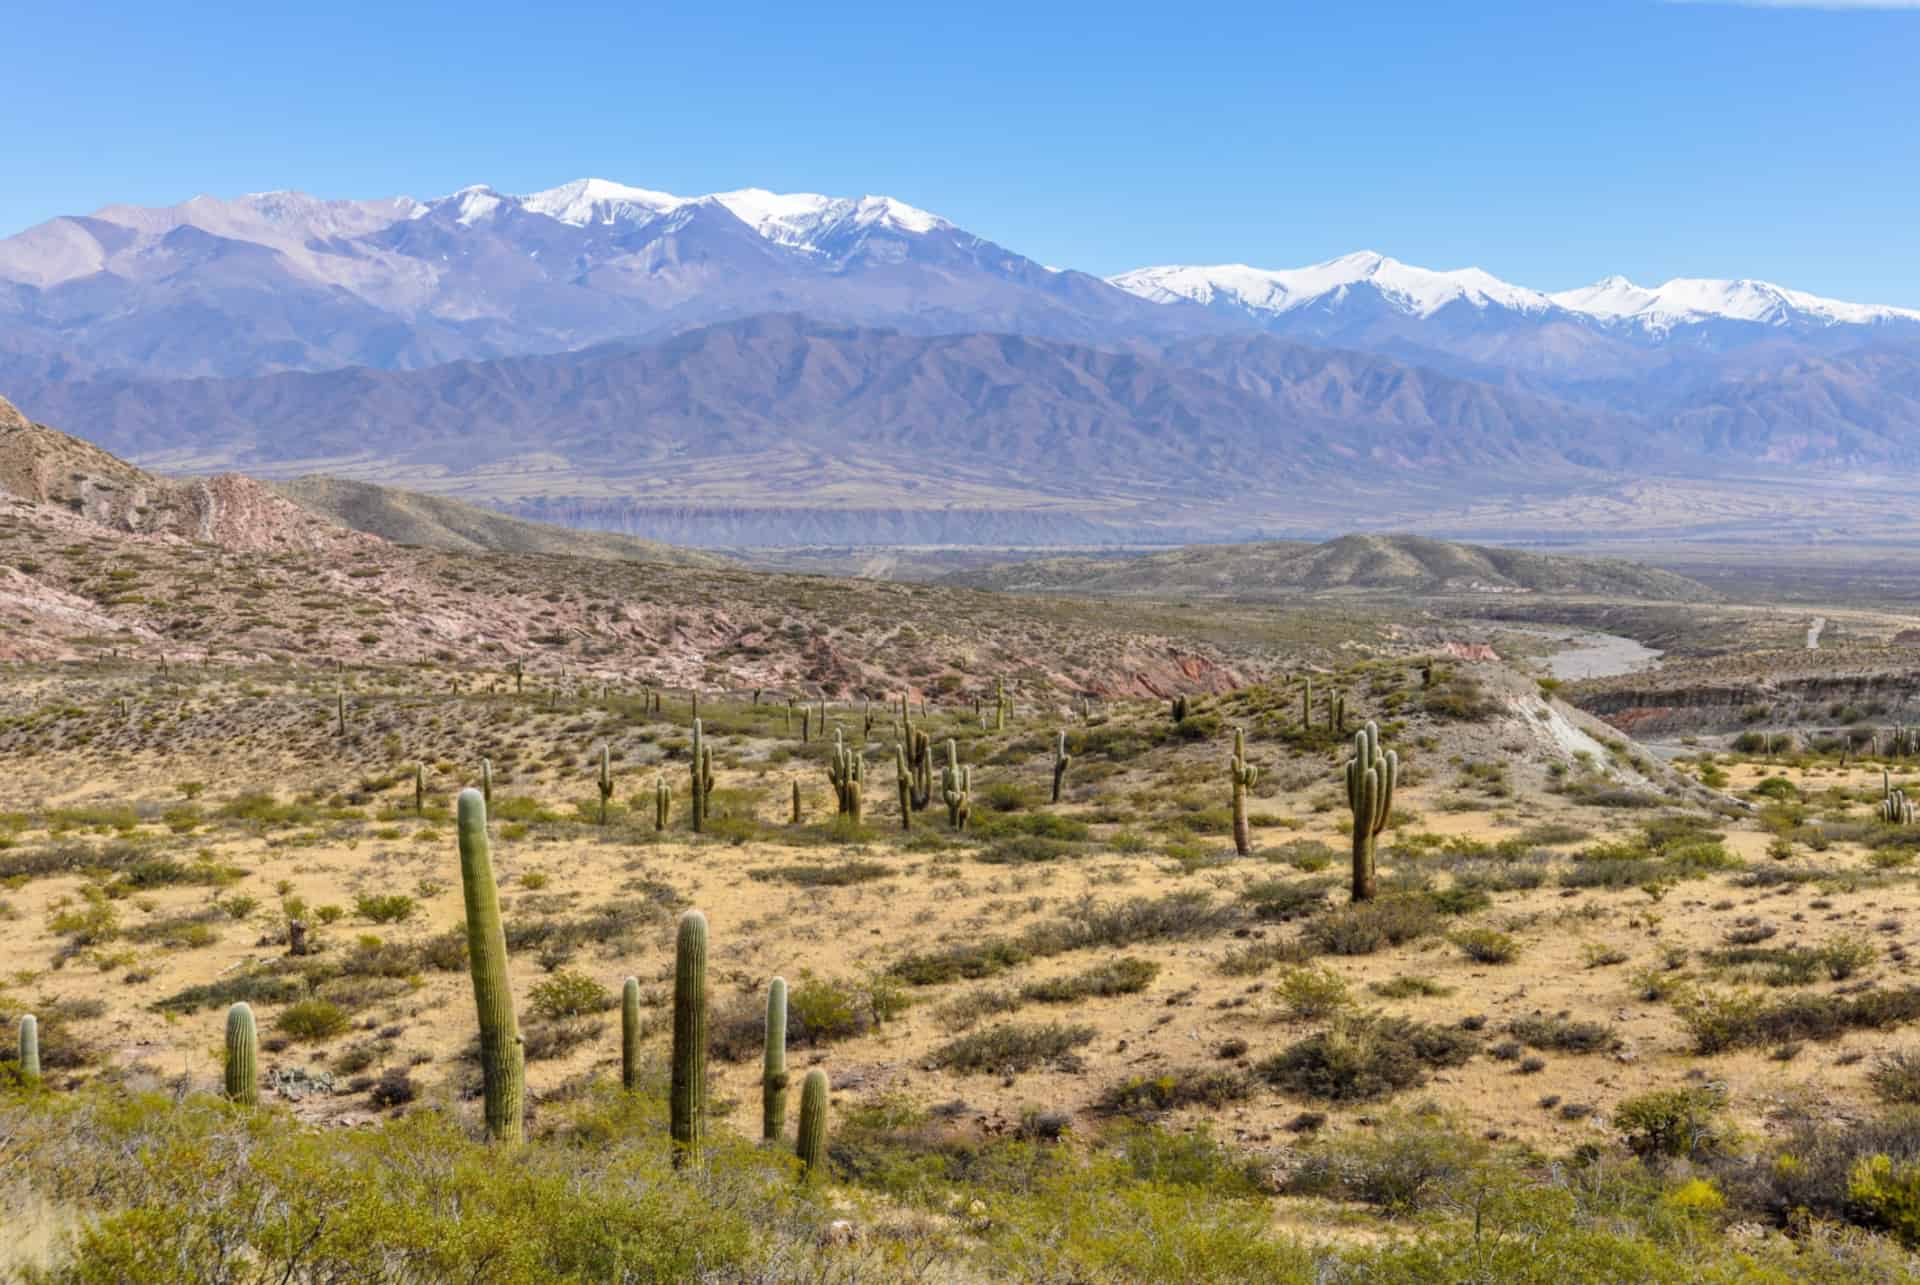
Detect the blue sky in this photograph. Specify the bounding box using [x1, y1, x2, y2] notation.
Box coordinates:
[5, 0, 1917, 301]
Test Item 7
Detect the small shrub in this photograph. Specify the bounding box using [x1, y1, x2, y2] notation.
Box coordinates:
[278, 999, 351, 1042]
[1451, 927, 1521, 964]
[529, 969, 612, 1020]
[1255, 1014, 1476, 1102]
[1272, 965, 1352, 1019]
[933, 1021, 1096, 1073]
[354, 893, 417, 925]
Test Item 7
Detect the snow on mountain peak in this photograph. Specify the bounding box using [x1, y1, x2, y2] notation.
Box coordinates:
[1550, 274, 1920, 333]
[521, 178, 681, 226]
[1108, 252, 1552, 320]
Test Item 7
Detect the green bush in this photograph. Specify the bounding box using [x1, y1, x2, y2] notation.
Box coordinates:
[278, 998, 351, 1041]
[1255, 1014, 1476, 1102]
[529, 970, 613, 1021]
[1614, 1085, 1727, 1160]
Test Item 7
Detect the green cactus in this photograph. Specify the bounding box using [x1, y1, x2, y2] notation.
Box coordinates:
[1052, 730, 1073, 804]
[1421, 660, 1435, 689]
[224, 1002, 257, 1106]
[415, 762, 426, 814]
[828, 729, 864, 822]
[895, 743, 913, 831]
[796, 1068, 829, 1181]
[941, 739, 972, 830]
[763, 976, 789, 1142]
[671, 910, 709, 1165]
[336, 688, 346, 736]
[1334, 691, 1347, 734]
[791, 779, 803, 824]
[1301, 677, 1312, 729]
[908, 728, 932, 811]
[513, 659, 523, 694]
[1884, 772, 1916, 825]
[480, 757, 493, 806]
[654, 775, 672, 831]
[1344, 721, 1397, 903]
[801, 706, 812, 744]
[1230, 727, 1258, 856]
[994, 678, 1009, 732]
[597, 742, 614, 825]
[457, 789, 525, 1143]
[690, 719, 715, 833]
[621, 976, 642, 1092]
[17, 1013, 39, 1080]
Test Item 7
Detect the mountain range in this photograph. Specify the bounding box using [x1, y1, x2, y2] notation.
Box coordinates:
[2, 178, 1917, 544]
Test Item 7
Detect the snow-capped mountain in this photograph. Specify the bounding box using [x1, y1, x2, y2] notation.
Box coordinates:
[1550, 274, 1920, 337]
[1109, 254, 1920, 356]
[0, 179, 1196, 379]
[1110, 252, 1555, 321]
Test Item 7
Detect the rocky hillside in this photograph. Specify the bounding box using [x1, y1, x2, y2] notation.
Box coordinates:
[942, 534, 1716, 601]
[272, 476, 725, 565]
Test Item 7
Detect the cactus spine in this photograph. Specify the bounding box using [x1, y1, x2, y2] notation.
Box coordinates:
[598, 742, 614, 825]
[223, 1002, 257, 1105]
[671, 910, 709, 1165]
[621, 976, 642, 1091]
[763, 976, 789, 1141]
[941, 738, 971, 830]
[796, 1068, 829, 1180]
[1230, 727, 1258, 856]
[1052, 730, 1073, 803]
[17, 1013, 39, 1080]
[654, 774, 672, 830]
[457, 789, 525, 1143]
[1344, 721, 1397, 903]
[690, 719, 715, 833]
[829, 729, 864, 822]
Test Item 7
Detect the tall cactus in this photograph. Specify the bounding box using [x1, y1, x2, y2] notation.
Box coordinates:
[480, 757, 493, 806]
[1884, 771, 1915, 825]
[1052, 730, 1073, 804]
[941, 739, 971, 830]
[415, 762, 426, 814]
[654, 774, 672, 831]
[1230, 727, 1258, 857]
[671, 910, 709, 1165]
[224, 1002, 257, 1106]
[597, 742, 614, 825]
[828, 729, 864, 823]
[1171, 695, 1188, 724]
[621, 976, 642, 1091]
[791, 779, 803, 824]
[908, 728, 932, 810]
[1344, 721, 1397, 903]
[895, 743, 913, 831]
[457, 789, 525, 1142]
[690, 719, 715, 833]
[335, 688, 346, 737]
[1301, 677, 1312, 729]
[763, 976, 789, 1142]
[797, 1067, 829, 1181]
[17, 1013, 39, 1080]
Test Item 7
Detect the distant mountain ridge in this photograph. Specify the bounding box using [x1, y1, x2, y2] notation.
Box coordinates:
[940, 534, 1717, 602]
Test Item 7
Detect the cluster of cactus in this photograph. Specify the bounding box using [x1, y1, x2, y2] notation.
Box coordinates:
[1892, 727, 1920, 758]
[671, 910, 708, 1165]
[689, 719, 715, 833]
[1885, 771, 1916, 825]
[1345, 721, 1398, 902]
[828, 729, 864, 822]
[597, 743, 614, 825]
[1052, 730, 1073, 804]
[941, 738, 972, 830]
[900, 696, 933, 810]
[1229, 727, 1258, 856]
[17, 1013, 39, 1080]
[458, 789, 526, 1142]
[993, 679, 1010, 732]
[225, 1002, 257, 1105]
[654, 774, 673, 830]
